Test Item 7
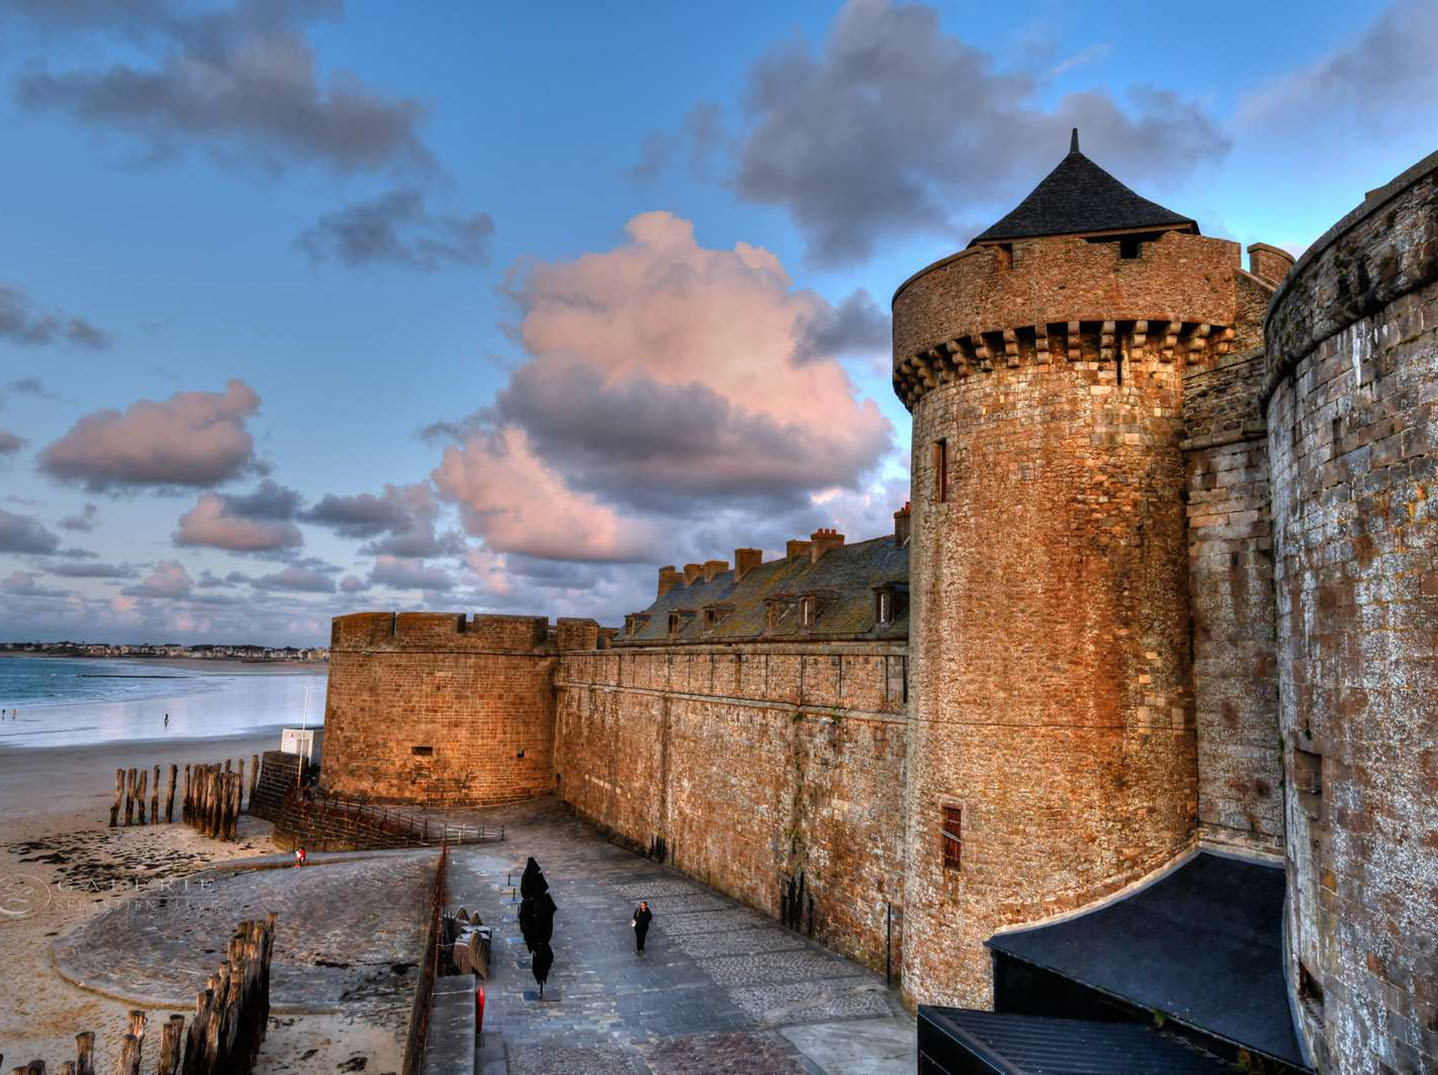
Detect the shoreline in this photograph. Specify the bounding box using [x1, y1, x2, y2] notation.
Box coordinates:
[0, 726, 288, 1070]
[0, 721, 293, 756]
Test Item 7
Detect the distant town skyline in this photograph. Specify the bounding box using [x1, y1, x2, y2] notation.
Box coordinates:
[2, 0, 1436, 646]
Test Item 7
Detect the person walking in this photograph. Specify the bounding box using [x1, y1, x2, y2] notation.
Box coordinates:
[163, 713, 169, 728]
[631, 901, 653, 955]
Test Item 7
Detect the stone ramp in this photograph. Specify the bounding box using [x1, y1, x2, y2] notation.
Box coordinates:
[51, 849, 435, 1018]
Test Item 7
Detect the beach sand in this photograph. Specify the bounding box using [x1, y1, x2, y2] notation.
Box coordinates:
[0, 728, 400, 1073]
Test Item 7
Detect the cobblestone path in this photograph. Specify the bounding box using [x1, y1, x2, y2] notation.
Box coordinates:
[447, 799, 914, 1074]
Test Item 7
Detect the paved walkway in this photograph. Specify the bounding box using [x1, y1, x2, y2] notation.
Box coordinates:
[446, 799, 915, 1074]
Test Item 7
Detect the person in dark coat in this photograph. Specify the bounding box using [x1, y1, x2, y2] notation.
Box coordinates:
[520, 857, 548, 899]
[531, 941, 553, 997]
[632, 901, 653, 954]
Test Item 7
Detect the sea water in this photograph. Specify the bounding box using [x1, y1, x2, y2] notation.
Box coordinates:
[0, 656, 326, 749]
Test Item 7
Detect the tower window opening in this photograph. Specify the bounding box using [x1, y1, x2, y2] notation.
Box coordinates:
[942, 806, 962, 870]
[1115, 349, 1124, 386]
[1120, 237, 1142, 259]
[933, 439, 949, 503]
[412, 745, 433, 757]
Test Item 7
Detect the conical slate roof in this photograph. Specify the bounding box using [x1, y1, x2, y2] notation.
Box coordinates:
[969, 130, 1198, 246]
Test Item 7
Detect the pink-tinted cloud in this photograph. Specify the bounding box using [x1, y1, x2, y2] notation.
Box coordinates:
[432, 211, 892, 561]
[122, 560, 193, 599]
[40, 379, 262, 491]
[434, 427, 650, 562]
[174, 493, 302, 552]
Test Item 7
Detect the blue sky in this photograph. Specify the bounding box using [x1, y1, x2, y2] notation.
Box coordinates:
[1, 0, 1435, 645]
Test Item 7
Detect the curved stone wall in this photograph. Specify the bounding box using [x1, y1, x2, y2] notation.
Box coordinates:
[894, 231, 1252, 1008]
[322, 612, 558, 805]
[1264, 149, 1438, 1073]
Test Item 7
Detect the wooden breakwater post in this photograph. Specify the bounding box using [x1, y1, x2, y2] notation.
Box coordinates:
[109, 769, 123, 828]
[249, 755, 259, 804]
[105, 756, 253, 836]
[17, 918, 273, 1073]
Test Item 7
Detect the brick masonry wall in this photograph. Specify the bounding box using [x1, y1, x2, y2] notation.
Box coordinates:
[1265, 150, 1438, 1074]
[323, 613, 558, 805]
[1182, 347, 1283, 850]
[891, 229, 1274, 1011]
[893, 230, 1241, 362]
[553, 643, 909, 978]
[902, 352, 1199, 1009]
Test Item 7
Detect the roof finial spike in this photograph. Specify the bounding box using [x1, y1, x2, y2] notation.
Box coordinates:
[1070, 127, 1080, 154]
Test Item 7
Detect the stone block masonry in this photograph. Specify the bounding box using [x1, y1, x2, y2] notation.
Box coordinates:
[1265, 148, 1438, 1074]
[553, 643, 908, 979]
[322, 613, 558, 805]
[894, 222, 1262, 1010]
[1182, 346, 1283, 850]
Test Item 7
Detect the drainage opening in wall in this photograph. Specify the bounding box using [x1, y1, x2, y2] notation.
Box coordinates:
[412, 745, 434, 757]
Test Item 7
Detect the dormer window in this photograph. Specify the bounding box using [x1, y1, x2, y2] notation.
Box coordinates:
[800, 595, 816, 627]
[702, 603, 734, 631]
[668, 611, 682, 636]
[764, 598, 788, 630]
[873, 583, 908, 627]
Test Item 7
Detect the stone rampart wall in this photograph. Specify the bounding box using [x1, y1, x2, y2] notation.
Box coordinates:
[1182, 348, 1283, 850]
[1265, 148, 1438, 1074]
[553, 643, 909, 977]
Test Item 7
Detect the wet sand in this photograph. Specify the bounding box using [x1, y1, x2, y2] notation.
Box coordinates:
[0, 729, 282, 1069]
[0, 723, 400, 1072]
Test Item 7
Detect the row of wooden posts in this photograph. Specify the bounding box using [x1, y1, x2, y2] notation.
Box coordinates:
[2, 915, 275, 1075]
[107, 757, 260, 842]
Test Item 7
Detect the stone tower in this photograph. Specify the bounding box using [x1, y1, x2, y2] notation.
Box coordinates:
[1265, 150, 1438, 1071]
[892, 133, 1261, 1007]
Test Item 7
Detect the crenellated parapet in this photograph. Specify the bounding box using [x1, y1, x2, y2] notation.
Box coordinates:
[330, 611, 553, 653]
[892, 231, 1245, 410]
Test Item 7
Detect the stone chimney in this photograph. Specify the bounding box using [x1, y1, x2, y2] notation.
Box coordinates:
[734, 548, 762, 583]
[809, 528, 846, 564]
[703, 559, 728, 582]
[657, 565, 681, 598]
[1248, 243, 1296, 286]
[894, 501, 912, 546]
[683, 563, 704, 586]
[786, 539, 812, 563]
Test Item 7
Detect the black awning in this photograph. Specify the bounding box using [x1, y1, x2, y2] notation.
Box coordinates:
[985, 851, 1306, 1068]
[919, 1007, 1235, 1075]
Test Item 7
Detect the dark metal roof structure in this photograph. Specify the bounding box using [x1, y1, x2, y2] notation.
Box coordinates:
[986, 852, 1307, 1069]
[619, 534, 908, 644]
[919, 1008, 1234, 1075]
[969, 129, 1198, 246]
